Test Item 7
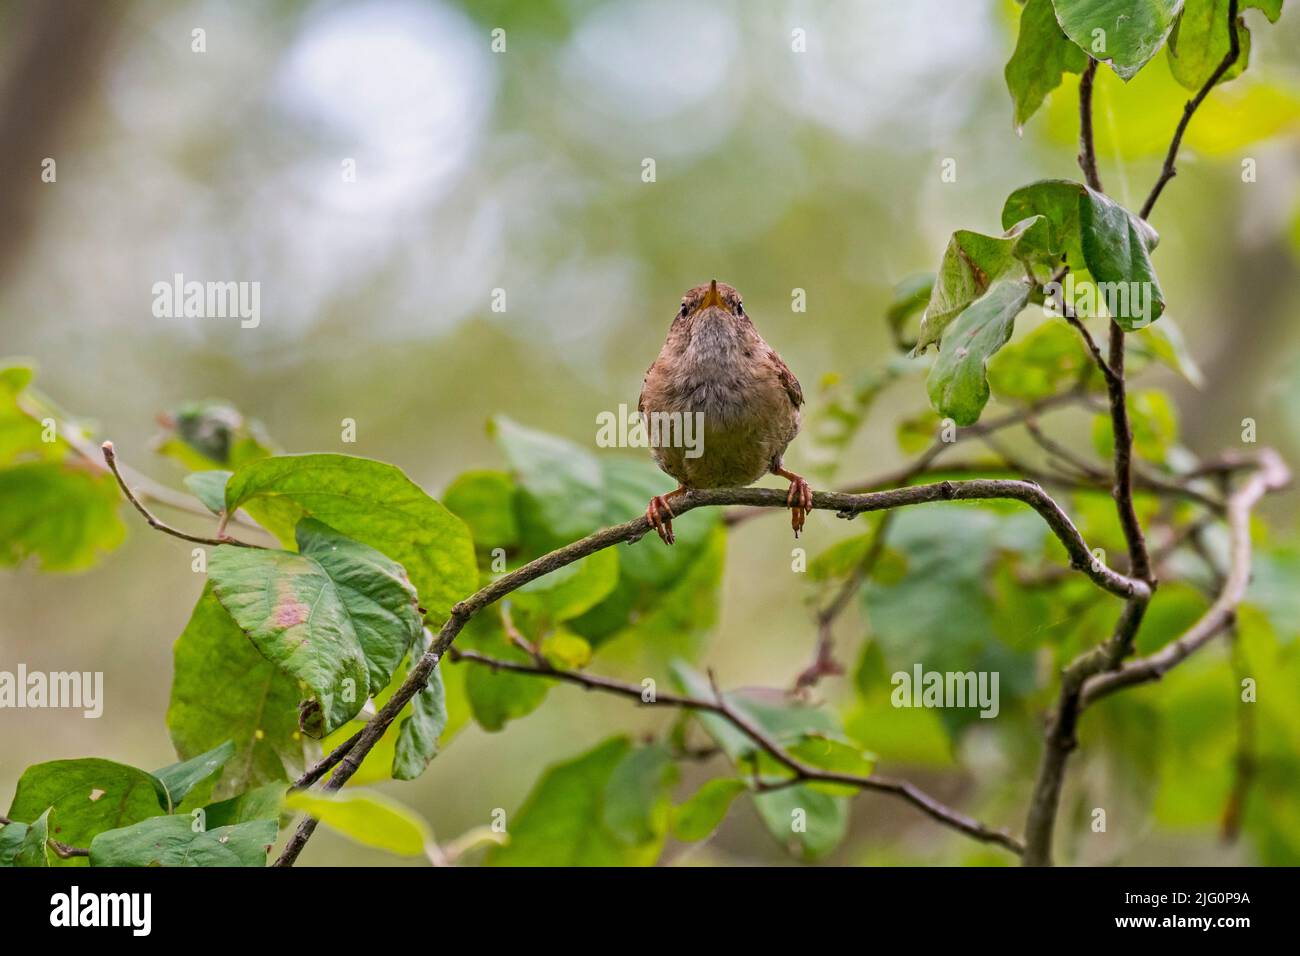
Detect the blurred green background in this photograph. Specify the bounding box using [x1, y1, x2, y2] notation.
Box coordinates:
[1, 0, 1298, 865]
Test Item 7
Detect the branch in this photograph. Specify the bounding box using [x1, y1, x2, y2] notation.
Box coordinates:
[102, 442, 262, 549]
[270, 476, 1143, 865]
[450, 648, 1024, 855]
[1077, 58, 1104, 192]
[1022, 450, 1289, 864]
[1081, 449, 1290, 704]
[726, 386, 1096, 529]
[1140, 0, 1242, 220]
[795, 510, 896, 690]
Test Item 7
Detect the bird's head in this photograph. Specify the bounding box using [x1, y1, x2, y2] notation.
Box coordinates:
[677, 278, 745, 321]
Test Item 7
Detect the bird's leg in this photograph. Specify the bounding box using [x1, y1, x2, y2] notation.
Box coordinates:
[773, 466, 814, 537]
[645, 486, 687, 545]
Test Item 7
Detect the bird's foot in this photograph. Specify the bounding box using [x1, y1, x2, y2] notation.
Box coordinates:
[645, 491, 682, 545]
[777, 469, 814, 537]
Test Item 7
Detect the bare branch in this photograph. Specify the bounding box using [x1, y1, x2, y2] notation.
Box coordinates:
[1077, 58, 1104, 192]
[1140, 0, 1242, 220]
[450, 647, 1024, 854]
[1082, 450, 1290, 704]
[102, 441, 262, 549]
[270, 475, 1145, 866]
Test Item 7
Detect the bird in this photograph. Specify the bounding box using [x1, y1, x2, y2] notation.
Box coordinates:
[638, 279, 812, 545]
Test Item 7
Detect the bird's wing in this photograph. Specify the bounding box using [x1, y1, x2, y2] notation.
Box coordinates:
[767, 348, 804, 408]
[638, 359, 658, 416]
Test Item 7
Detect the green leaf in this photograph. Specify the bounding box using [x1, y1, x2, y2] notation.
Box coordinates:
[88, 816, 277, 867]
[15, 809, 51, 867]
[1168, 0, 1251, 91]
[1129, 317, 1205, 386]
[201, 784, 286, 829]
[786, 736, 877, 796]
[669, 663, 850, 860]
[512, 548, 619, 624]
[1248, 545, 1300, 641]
[183, 470, 233, 515]
[0, 821, 32, 866]
[539, 628, 593, 669]
[208, 546, 369, 736]
[1092, 388, 1179, 462]
[151, 741, 237, 811]
[751, 784, 848, 861]
[1002, 179, 1164, 330]
[392, 632, 449, 781]
[491, 416, 605, 542]
[915, 231, 1020, 353]
[168, 586, 304, 798]
[207, 519, 425, 734]
[0, 362, 66, 466]
[155, 400, 276, 470]
[885, 274, 935, 347]
[443, 469, 519, 552]
[487, 737, 665, 866]
[223, 453, 477, 623]
[1244, 0, 1283, 21]
[987, 320, 1090, 402]
[0, 462, 126, 572]
[7, 759, 168, 866]
[1051, 0, 1183, 79]
[462, 623, 550, 732]
[1006, 0, 1089, 129]
[284, 789, 431, 857]
[602, 744, 678, 845]
[861, 506, 1044, 740]
[294, 518, 424, 692]
[491, 419, 723, 643]
[927, 276, 1035, 426]
[671, 778, 747, 842]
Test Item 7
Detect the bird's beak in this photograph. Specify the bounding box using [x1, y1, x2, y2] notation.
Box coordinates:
[699, 279, 724, 311]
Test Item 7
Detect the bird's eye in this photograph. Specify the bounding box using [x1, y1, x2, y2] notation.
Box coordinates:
[680, 302, 689, 315]
[736, 301, 744, 314]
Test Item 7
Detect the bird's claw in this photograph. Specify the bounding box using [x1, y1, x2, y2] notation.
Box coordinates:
[785, 475, 813, 537]
[646, 494, 677, 545]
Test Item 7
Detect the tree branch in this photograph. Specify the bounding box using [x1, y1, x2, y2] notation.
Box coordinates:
[449, 647, 1024, 855]
[1081, 449, 1290, 704]
[1140, 0, 1242, 220]
[1022, 450, 1288, 864]
[268, 476, 1144, 865]
[102, 442, 262, 549]
[795, 510, 896, 690]
[1077, 58, 1104, 193]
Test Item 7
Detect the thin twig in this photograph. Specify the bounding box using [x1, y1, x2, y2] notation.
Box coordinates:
[101, 442, 261, 549]
[258, 476, 1148, 866]
[1140, 0, 1242, 220]
[1081, 450, 1289, 704]
[452, 647, 1025, 854]
[796, 511, 896, 690]
[1078, 58, 1104, 192]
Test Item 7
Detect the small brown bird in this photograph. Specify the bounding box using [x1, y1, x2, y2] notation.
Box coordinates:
[639, 279, 812, 544]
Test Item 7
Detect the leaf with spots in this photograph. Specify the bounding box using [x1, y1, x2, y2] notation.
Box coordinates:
[927, 277, 1035, 426]
[223, 453, 478, 624]
[89, 816, 278, 867]
[207, 518, 425, 737]
[6, 759, 168, 867]
[168, 586, 305, 798]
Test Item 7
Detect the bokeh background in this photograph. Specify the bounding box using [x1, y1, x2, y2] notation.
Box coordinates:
[1, 0, 1298, 865]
